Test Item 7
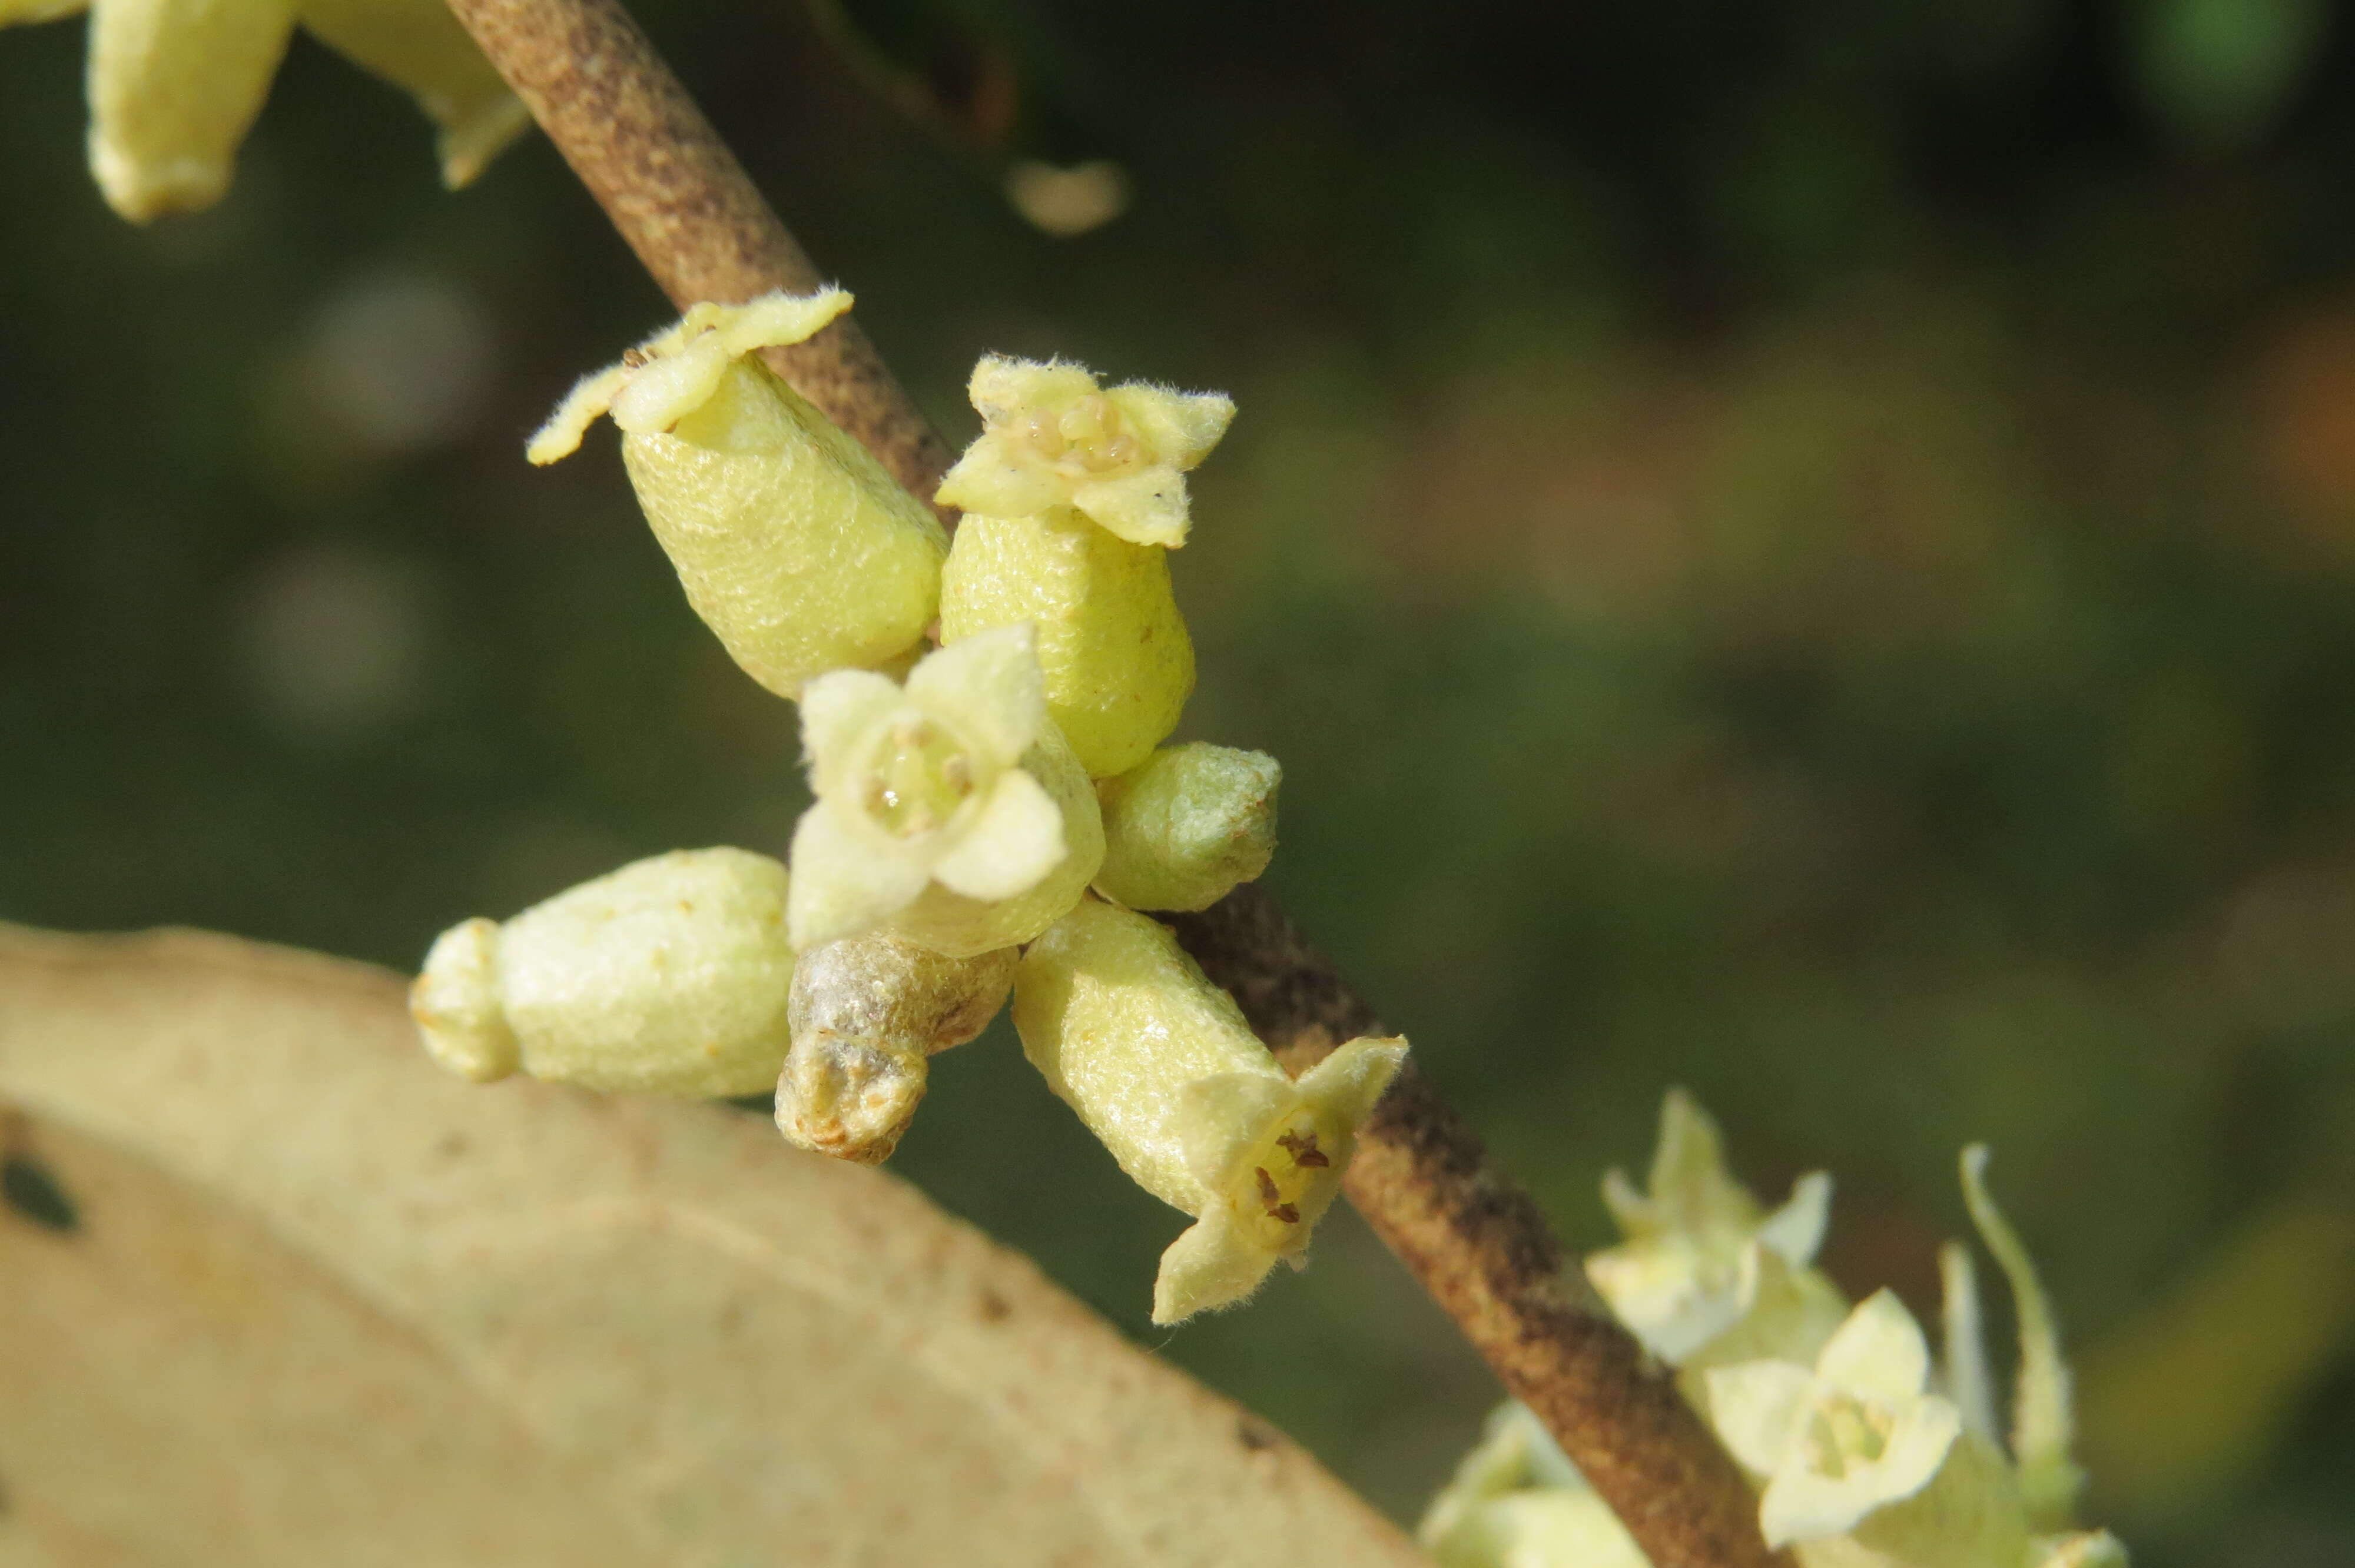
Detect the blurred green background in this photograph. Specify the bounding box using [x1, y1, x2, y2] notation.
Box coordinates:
[5, 0, 2354, 1561]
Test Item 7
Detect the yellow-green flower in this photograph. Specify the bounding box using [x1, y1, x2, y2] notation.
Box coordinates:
[4, 0, 529, 222]
[530, 290, 948, 700]
[1012, 896, 1405, 1324]
[1707, 1291, 1984, 1552]
[934, 354, 1233, 549]
[788, 624, 1103, 958]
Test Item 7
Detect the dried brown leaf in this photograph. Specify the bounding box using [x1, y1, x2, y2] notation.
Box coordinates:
[0, 923, 1426, 1567]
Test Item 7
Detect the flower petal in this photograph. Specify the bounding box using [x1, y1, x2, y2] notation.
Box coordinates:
[1109, 384, 1235, 469]
[1818, 1288, 1932, 1403]
[969, 354, 1099, 427]
[1176, 1070, 1293, 1193]
[786, 802, 930, 951]
[1864, 1393, 1964, 1514]
[934, 437, 1069, 517]
[527, 362, 634, 464]
[908, 624, 1046, 764]
[928, 768, 1066, 902]
[1759, 1462, 1882, 1547]
[1071, 467, 1192, 548]
[1151, 1210, 1278, 1324]
[798, 669, 905, 799]
[1701, 1359, 1814, 1476]
[609, 332, 732, 432]
[1297, 1035, 1409, 1127]
[1757, 1170, 1833, 1266]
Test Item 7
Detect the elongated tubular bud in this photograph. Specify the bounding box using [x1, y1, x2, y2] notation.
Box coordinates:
[88, 0, 296, 221]
[410, 846, 795, 1097]
[938, 507, 1193, 779]
[775, 932, 1015, 1163]
[1013, 898, 1405, 1323]
[1094, 743, 1278, 912]
[623, 358, 946, 696]
[529, 293, 947, 698]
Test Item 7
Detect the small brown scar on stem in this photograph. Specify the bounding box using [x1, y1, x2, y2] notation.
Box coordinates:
[1275, 1129, 1330, 1168]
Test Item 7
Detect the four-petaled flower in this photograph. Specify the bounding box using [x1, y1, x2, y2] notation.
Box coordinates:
[789, 623, 1099, 956]
[1707, 1290, 1968, 1549]
[934, 354, 1234, 548]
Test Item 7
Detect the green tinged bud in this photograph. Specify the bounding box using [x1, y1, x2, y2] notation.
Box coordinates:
[529, 291, 947, 699]
[410, 846, 795, 1098]
[938, 506, 1193, 778]
[1093, 742, 1279, 912]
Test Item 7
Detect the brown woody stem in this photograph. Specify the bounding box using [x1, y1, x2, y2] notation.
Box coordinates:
[439, 2, 1785, 1562]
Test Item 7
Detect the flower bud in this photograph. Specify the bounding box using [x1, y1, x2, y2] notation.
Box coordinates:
[86, 0, 296, 221]
[774, 932, 1015, 1164]
[1093, 743, 1278, 911]
[1012, 896, 1405, 1324]
[410, 846, 795, 1098]
[937, 507, 1194, 778]
[529, 291, 947, 698]
[51, 0, 526, 222]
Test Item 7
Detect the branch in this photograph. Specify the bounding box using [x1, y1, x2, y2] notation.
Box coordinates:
[439, 2, 1785, 1563]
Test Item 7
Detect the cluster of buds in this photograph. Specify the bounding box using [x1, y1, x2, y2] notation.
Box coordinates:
[2, 0, 529, 221]
[1419, 1092, 2128, 1568]
[410, 291, 1403, 1322]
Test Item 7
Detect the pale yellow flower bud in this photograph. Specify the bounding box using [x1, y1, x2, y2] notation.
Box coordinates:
[1093, 742, 1279, 912]
[937, 506, 1194, 778]
[1011, 897, 1405, 1324]
[410, 846, 795, 1098]
[528, 291, 948, 698]
[934, 355, 1233, 549]
[774, 932, 1015, 1164]
[789, 625, 1104, 958]
[11, 0, 528, 222]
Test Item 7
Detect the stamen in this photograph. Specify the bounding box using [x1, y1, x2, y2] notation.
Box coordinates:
[1275, 1130, 1330, 1168]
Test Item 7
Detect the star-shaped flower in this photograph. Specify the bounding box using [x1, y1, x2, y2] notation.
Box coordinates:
[6, 0, 529, 222]
[934, 354, 1233, 548]
[788, 624, 1103, 957]
[1707, 1290, 1972, 1549]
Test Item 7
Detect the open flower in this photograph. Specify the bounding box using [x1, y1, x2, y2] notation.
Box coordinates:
[1707, 1291, 1994, 1552]
[6, 0, 528, 222]
[934, 355, 1233, 548]
[1012, 896, 1406, 1323]
[530, 290, 948, 699]
[789, 624, 1103, 958]
[1586, 1088, 1838, 1365]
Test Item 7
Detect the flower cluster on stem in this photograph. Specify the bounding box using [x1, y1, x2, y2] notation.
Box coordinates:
[410, 291, 1398, 1323]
